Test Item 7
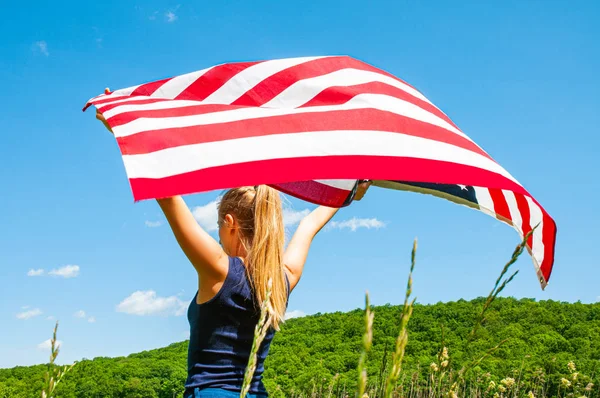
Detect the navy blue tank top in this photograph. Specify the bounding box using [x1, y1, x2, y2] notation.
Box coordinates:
[185, 256, 288, 396]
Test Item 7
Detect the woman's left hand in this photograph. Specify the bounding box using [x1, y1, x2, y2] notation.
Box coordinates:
[95, 88, 114, 135]
[96, 109, 114, 135]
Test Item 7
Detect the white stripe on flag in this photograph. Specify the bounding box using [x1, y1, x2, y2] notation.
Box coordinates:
[525, 196, 545, 267]
[149, 67, 213, 99]
[202, 56, 327, 104]
[111, 93, 476, 144]
[473, 187, 497, 218]
[314, 179, 357, 190]
[121, 130, 517, 181]
[111, 84, 143, 97]
[96, 96, 159, 111]
[87, 93, 109, 103]
[503, 190, 523, 234]
[102, 99, 203, 118]
[263, 68, 432, 109]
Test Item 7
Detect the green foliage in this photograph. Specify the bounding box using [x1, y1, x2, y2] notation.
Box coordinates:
[267, 298, 600, 397]
[0, 298, 598, 397]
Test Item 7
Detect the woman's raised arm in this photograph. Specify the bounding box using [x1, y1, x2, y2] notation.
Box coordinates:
[95, 109, 227, 280]
[283, 181, 371, 290]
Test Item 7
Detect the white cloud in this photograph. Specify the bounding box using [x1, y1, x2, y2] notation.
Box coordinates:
[88, 316, 96, 323]
[49, 265, 80, 278]
[328, 217, 386, 232]
[46, 316, 55, 321]
[27, 268, 45, 276]
[38, 339, 61, 351]
[285, 310, 306, 320]
[145, 220, 162, 228]
[165, 11, 178, 22]
[21, 305, 30, 310]
[191, 199, 309, 231]
[16, 308, 42, 320]
[283, 208, 310, 226]
[192, 199, 220, 232]
[73, 310, 86, 318]
[116, 290, 187, 316]
[34, 41, 49, 56]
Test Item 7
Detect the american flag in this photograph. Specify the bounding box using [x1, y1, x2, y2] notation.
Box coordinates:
[83, 55, 556, 289]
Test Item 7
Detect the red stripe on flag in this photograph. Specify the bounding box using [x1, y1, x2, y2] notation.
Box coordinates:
[300, 81, 460, 130]
[541, 211, 557, 282]
[128, 155, 531, 202]
[97, 98, 171, 113]
[90, 95, 133, 106]
[113, 108, 492, 159]
[527, 196, 557, 284]
[83, 93, 111, 111]
[231, 56, 428, 112]
[347, 57, 422, 94]
[174, 62, 261, 101]
[270, 181, 353, 208]
[107, 104, 245, 127]
[514, 193, 533, 250]
[232, 57, 383, 107]
[129, 78, 172, 97]
[488, 188, 512, 224]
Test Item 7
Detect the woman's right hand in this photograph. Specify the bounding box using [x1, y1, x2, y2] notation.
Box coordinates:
[354, 180, 372, 201]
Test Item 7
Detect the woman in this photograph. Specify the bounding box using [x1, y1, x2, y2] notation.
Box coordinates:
[95, 110, 370, 397]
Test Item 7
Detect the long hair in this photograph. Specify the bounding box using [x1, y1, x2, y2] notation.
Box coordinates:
[217, 185, 287, 330]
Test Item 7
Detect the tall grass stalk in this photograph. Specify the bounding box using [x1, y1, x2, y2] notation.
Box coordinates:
[41, 321, 76, 398]
[327, 374, 340, 398]
[358, 292, 374, 397]
[468, 226, 537, 347]
[384, 238, 418, 398]
[448, 228, 535, 396]
[241, 279, 274, 398]
[376, 342, 389, 396]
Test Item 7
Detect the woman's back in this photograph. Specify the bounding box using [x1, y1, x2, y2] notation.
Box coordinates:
[92, 112, 371, 397]
[185, 256, 283, 396]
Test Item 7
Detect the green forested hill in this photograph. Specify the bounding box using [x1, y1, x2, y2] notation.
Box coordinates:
[1, 298, 599, 397]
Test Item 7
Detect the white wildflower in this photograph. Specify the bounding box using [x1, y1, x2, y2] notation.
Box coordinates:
[585, 383, 594, 391]
[442, 347, 449, 359]
[501, 377, 515, 388]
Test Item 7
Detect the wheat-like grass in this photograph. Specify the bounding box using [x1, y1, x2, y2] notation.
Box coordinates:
[24, 229, 600, 398]
[240, 279, 274, 398]
[384, 238, 417, 398]
[446, 228, 535, 397]
[41, 321, 76, 398]
[358, 291, 375, 397]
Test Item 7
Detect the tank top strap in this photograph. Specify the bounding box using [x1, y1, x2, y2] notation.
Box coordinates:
[228, 256, 247, 278]
[217, 256, 249, 300]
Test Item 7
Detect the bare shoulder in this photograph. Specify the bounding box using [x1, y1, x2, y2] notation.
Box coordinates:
[197, 251, 229, 281]
[196, 254, 230, 304]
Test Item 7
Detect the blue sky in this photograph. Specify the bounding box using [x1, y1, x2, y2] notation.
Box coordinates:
[1, 0, 599, 368]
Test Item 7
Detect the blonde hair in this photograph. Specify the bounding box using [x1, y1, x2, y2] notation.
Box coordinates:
[217, 185, 287, 330]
